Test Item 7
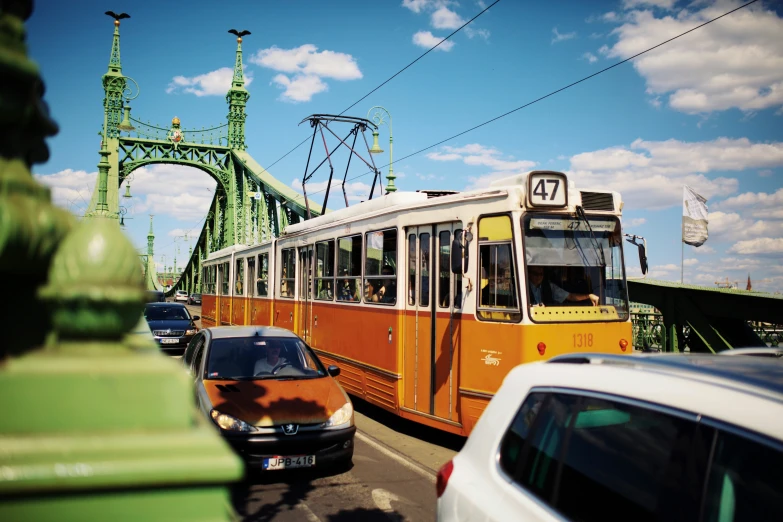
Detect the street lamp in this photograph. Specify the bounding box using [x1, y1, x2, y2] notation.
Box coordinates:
[367, 106, 396, 193]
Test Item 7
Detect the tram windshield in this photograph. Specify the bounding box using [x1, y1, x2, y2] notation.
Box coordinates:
[522, 214, 629, 320]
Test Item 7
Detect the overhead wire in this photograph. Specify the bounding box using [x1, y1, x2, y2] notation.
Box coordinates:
[302, 0, 760, 196]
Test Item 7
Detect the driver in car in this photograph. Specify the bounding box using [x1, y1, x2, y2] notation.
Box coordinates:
[254, 342, 288, 375]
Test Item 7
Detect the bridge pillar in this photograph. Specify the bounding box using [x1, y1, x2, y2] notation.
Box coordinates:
[0, 3, 243, 519]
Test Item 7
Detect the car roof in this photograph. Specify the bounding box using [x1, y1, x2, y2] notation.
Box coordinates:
[204, 325, 301, 340]
[145, 302, 187, 308]
[549, 352, 783, 399]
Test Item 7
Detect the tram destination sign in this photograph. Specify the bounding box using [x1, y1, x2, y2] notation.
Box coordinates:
[530, 217, 615, 233]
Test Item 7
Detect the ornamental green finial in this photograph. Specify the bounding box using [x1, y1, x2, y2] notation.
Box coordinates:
[39, 217, 146, 340]
[226, 30, 250, 150]
[104, 11, 130, 73]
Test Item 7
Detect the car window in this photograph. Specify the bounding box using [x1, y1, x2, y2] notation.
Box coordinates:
[499, 392, 710, 522]
[183, 333, 204, 368]
[144, 306, 190, 321]
[703, 429, 783, 522]
[205, 337, 327, 380]
[191, 340, 206, 377]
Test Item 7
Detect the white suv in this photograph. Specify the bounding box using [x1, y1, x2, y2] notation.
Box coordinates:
[436, 353, 783, 522]
[174, 290, 189, 302]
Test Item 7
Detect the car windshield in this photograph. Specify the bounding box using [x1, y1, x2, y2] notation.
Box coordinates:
[191, 293, 201, 298]
[144, 306, 191, 321]
[206, 336, 327, 380]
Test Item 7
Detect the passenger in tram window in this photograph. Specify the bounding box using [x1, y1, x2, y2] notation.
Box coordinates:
[256, 277, 267, 296]
[372, 265, 397, 303]
[364, 279, 375, 301]
[528, 266, 599, 307]
[236, 278, 243, 295]
[318, 281, 333, 300]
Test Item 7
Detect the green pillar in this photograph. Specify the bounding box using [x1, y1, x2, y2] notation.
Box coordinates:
[226, 35, 249, 151]
[0, 4, 243, 519]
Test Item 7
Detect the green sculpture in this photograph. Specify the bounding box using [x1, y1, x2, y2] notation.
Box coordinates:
[0, 2, 243, 519]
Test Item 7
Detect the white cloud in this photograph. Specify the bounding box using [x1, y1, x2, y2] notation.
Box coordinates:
[427, 143, 537, 188]
[568, 137, 783, 210]
[728, 237, 783, 255]
[623, 217, 647, 228]
[166, 67, 253, 97]
[466, 27, 491, 39]
[552, 27, 577, 44]
[590, 32, 604, 39]
[432, 6, 465, 29]
[250, 44, 361, 103]
[622, 0, 675, 9]
[707, 211, 783, 243]
[690, 244, 716, 254]
[270, 74, 328, 103]
[402, 0, 447, 14]
[34, 169, 97, 213]
[683, 258, 699, 266]
[412, 31, 455, 51]
[759, 169, 773, 177]
[604, 1, 783, 113]
[583, 52, 598, 63]
[715, 187, 783, 213]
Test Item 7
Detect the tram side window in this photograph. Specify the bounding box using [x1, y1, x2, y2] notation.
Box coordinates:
[477, 215, 521, 322]
[454, 229, 463, 308]
[438, 231, 450, 308]
[257, 253, 269, 297]
[235, 258, 244, 296]
[336, 235, 362, 302]
[247, 257, 255, 297]
[220, 262, 230, 295]
[408, 234, 416, 306]
[203, 266, 216, 295]
[315, 240, 335, 301]
[279, 249, 295, 298]
[364, 229, 397, 305]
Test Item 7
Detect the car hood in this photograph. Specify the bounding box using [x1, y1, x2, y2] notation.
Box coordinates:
[145, 319, 193, 330]
[204, 377, 347, 427]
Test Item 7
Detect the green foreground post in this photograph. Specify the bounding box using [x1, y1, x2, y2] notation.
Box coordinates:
[0, 2, 243, 519]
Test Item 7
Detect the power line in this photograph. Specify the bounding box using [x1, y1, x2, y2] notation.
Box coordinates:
[304, 0, 759, 195]
[264, 0, 501, 172]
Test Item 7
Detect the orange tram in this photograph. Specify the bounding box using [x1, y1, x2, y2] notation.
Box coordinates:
[200, 171, 640, 436]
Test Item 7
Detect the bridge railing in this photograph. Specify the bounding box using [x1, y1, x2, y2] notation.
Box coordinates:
[631, 313, 782, 351]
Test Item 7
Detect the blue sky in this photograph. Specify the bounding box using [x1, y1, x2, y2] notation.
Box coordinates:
[29, 0, 783, 291]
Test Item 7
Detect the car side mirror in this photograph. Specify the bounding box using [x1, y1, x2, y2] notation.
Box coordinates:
[192, 315, 200, 321]
[327, 365, 340, 377]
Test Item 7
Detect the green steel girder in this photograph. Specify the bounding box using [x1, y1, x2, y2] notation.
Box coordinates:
[628, 279, 777, 352]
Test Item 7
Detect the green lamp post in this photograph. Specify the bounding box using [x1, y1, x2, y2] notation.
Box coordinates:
[0, 3, 243, 520]
[367, 106, 397, 193]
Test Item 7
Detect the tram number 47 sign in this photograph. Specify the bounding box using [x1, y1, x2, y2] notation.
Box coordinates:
[529, 172, 567, 208]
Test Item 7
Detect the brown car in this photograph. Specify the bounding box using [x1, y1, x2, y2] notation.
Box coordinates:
[182, 326, 355, 471]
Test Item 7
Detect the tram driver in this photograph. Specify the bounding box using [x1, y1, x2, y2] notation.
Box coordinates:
[528, 266, 599, 307]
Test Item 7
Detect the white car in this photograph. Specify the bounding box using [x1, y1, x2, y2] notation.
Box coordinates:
[436, 353, 783, 522]
[174, 290, 189, 302]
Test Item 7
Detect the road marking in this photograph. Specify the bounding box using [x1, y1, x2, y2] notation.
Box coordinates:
[355, 431, 436, 483]
[296, 502, 321, 522]
[371, 488, 401, 512]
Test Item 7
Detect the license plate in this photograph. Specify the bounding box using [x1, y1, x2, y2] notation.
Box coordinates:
[160, 338, 179, 344]
[263, 455, 316, 470]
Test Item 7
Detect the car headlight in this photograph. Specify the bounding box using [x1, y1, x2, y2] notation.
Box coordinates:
[186, 329, 198, 335]
[210, 409, 255, 432]
[321, 402, 354, 429]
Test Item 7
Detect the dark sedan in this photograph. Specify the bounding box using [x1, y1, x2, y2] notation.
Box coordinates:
[187, 293, 202, 305]
[143, 302, 200, 354]
[182, 326, 355, 472]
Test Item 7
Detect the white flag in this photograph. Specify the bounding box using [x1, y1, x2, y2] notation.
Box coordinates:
[682, 185, 708, 247]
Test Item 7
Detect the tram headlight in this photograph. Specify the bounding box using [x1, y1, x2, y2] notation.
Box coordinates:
[210, 409, 255, 432]
[321, 402, 354, 430]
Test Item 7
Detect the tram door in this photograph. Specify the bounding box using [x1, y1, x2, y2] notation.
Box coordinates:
[297, 246, 314, 343]
[404, 223, 461, 420]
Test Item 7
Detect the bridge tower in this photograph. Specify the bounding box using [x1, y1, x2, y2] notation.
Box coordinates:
[81, 16, 322, 296]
